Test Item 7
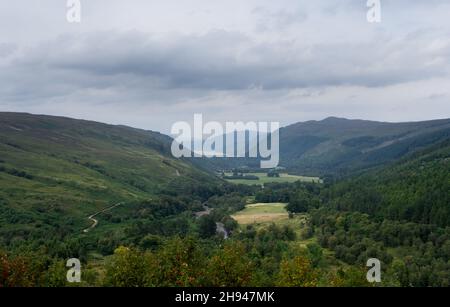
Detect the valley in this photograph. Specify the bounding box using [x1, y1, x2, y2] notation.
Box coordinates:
[0, 112, 449, 287]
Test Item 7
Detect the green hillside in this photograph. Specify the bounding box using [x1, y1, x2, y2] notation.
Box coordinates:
[323, 139, 450, 227]
[0, 112, 217, 240]
[280, 117, 450, 176]
[247, 141, 450, 286]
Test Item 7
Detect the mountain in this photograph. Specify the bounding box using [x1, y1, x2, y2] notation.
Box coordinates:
[196, 117, 450, 177]
[0, 112, 216, 235]
[280, 117, 450, 176]
[1, 112, 448, 237]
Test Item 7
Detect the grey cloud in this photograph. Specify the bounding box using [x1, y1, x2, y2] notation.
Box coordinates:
[0, 43, 17, 57]
[0, 1, 449, 132]
[2, 28, 449, 99]
[252, 6, 307, 32]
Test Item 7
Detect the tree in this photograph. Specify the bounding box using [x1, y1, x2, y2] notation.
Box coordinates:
[43, 260, 69, 287]
[205, 242, 253, 287]
[276, 256, 318, 287]
[307, 243, 324, 268]
[0, 251, 45, 287]
[223, 216, 238, 233]
[330, 267, 371, 287]
[139, 235, 162, 250]
[156, 237, 204, 287]
[104, 246, 153, 287]
[198, 215, 217, 238]
[286, 198, 308, 213]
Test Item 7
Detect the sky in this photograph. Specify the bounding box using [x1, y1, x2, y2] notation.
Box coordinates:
[0, 0, 449, 134]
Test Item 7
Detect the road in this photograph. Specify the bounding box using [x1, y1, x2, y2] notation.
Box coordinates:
[83, 202, 123, 233]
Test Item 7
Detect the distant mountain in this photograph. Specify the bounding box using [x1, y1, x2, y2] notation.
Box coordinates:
[280, 117, 450, 176]
[195, 117, 450, 177]
[0, 112, 216, 232]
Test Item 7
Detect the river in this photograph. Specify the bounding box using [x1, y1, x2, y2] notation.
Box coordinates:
[195, 204, 229, 239]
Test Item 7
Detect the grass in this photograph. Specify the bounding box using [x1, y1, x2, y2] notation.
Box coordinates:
[231, 202, 289, 225]
[224, 172, 321, 185]
[0, 112, 217, 239]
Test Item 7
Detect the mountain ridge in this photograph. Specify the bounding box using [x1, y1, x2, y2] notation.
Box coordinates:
[191, 115, 450, 176]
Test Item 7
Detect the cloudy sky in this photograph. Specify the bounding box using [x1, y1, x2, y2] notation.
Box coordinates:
[0, 0, 449, 133]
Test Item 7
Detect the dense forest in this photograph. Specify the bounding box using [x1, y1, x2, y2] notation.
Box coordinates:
[0, 114, 449, 287]
[1, 140, 449, 287]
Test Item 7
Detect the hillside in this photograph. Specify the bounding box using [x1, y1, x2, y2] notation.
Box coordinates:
[323, 139, 450, 227]
[197, 117, 450, 177]
[247, 140, 450, 286]
[0, 112, 216, 238]
[280, 117, 450, 176]
[1, 112, 448, 287]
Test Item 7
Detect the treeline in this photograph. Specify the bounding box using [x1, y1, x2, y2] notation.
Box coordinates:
[255, 182, 321, 205]
[1, 224, 368, 287]
[104, 226, 369, 287]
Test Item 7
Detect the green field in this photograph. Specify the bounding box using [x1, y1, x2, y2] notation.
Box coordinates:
[231, 202, 289, 224]
[224, 172, 321, 185]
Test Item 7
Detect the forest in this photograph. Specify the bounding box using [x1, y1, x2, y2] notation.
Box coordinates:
[2, 143, 449, 287]
[0, 114, 449, 287]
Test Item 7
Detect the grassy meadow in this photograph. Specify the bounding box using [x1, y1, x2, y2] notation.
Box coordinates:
[224, 172, 321, 185]
[231, 202, 289, 225]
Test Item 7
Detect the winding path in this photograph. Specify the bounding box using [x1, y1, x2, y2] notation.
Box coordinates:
[83, 202, 123, 233]
[83, 168, 178, 233]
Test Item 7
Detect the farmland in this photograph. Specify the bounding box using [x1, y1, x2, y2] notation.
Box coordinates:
[223, 172, 321, 185]
[231, 202, 289, 225]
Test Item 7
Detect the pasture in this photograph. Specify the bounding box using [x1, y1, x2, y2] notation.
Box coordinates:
[224, 172, 321, 185]
[231, 202, 289, 225]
